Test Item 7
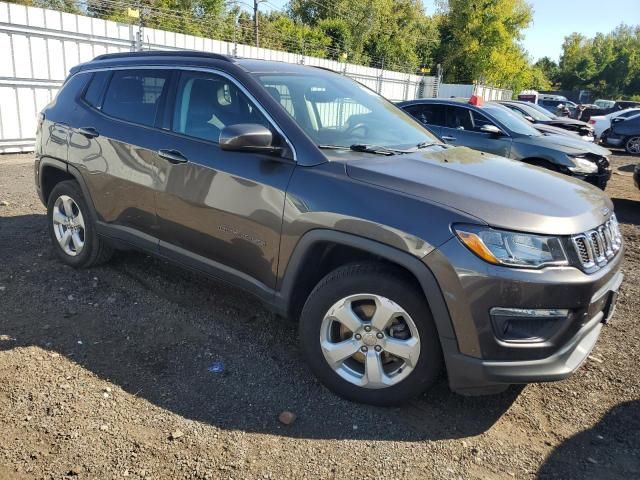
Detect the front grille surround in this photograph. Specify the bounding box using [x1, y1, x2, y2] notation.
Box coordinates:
[570, 215, 622, 271]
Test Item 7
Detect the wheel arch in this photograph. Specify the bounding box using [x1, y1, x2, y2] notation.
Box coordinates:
[39, 158, 96, 212]
[275, 229, 456, 341]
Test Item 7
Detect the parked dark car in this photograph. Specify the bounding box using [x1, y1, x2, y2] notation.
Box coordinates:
[36, 51, 624, 406]
[538, 97, 578, 117]
[579, 100, 640, 123]
[498, 100, 594, 141]
[399, 98, 612, 189]
[601, 113, 640, 154]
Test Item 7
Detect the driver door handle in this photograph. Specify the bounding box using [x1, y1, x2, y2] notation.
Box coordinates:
[158, 149, 188, 164]
[441, 136, 456, 141]
[77, 127, 99, 138]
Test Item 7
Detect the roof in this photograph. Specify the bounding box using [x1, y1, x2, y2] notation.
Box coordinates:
[74, 50, 340, 76]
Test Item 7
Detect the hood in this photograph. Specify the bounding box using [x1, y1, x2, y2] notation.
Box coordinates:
[546, 117, 589, 128]
[534, 123, 582, 139]
[344, 146, 613, 235]
[519, 133, 611, 156]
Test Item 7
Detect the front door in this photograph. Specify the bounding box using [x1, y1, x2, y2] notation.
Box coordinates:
[440, 105, 512, 158]
[154, 70, 295, 292]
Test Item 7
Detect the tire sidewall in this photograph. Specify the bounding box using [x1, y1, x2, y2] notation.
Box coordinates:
[47, 181, 96, 267]
[626, 136, 640, 155]
[300, 265, 443, 406]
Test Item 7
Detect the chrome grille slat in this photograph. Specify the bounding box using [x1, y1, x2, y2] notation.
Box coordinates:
[571, 215, 622, 271]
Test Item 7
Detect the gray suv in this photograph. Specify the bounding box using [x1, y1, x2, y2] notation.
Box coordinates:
[35, 51, 624, 405]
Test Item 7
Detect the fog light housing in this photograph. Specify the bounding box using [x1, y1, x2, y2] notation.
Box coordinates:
[490, 308, 570, 343]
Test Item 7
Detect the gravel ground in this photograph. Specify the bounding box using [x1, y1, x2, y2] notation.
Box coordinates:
[0, 152, 639, 480]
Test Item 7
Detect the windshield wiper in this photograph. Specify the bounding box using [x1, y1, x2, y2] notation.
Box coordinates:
[349, 144, 411, 155]
[413, 141, 442, 150]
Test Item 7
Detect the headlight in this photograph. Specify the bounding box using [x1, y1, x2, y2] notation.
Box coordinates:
[454, 225, 568, 268]
[567, 155, 598, 174]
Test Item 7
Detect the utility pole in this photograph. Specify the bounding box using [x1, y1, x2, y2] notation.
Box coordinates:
[253, 0, 259, 48]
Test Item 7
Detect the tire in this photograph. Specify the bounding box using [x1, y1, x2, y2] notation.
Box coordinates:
[625, 136, 640, 155]
[47, 180, 113, 268]
[299, 262, 443, 406]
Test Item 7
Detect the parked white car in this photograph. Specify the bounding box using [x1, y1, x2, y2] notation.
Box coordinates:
[589, 108, 640, 140]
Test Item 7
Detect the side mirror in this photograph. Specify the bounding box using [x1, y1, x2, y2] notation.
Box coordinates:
[524, 115, 535, 122]
[612, 117, 625, 124]
[480, 124, 503, 135]
[219, 123, 282, 155]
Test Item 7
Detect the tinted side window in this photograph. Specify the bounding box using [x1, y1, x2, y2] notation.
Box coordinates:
[83, 71, 110, 109]
[470, 110, 494, 131]
[446, 106, 474, 130]
[404, 104, 445, 126]
[172, 71, 269, 143]
[102, 70, 169, 127]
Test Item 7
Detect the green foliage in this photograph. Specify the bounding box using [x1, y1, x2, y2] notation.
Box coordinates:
[558, 25, 640, 99]
[433, 0, 538, 92]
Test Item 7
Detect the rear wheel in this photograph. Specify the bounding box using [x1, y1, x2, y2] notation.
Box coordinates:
[625, 136, 640, 155]
[299, 263, 443, 406]
[47, 180, 113, 268]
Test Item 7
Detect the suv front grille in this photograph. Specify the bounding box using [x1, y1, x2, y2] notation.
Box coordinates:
[571, 215, 622, 270]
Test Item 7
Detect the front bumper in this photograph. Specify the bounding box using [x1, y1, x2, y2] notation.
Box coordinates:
[573, 169, 611, 190]
[424, 236, 624, 394]
[442, 270, 622, 394]
[601, 132, 625, 147]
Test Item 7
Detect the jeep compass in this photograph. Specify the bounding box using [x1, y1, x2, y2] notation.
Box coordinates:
[35, 51, 624, 405]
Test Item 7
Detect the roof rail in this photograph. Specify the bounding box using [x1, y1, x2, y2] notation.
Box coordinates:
[92, 50, 232, 62]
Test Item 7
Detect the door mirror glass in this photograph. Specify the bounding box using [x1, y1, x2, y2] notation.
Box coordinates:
[480, 124, 503, 135]
[219, 123, 281, 154]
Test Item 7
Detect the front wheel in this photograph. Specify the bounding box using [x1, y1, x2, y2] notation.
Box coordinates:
[625, 136, 640, 155]
[299, 263, 443, 406]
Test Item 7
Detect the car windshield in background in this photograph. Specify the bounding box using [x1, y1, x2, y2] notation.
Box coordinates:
[513, 102, 552, 121]
[483, 104, 542, 136]
[527, 102, 557, 117]
[256, 73, 438, 149]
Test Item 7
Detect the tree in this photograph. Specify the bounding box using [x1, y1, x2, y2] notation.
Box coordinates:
[557, 25, 640, 99]
[434, 0, 534, 91]
[534, 56, 559, 86]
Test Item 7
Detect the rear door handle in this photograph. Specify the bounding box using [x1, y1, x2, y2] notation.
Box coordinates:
[158, 149, 188, 164]
[77, 127, 99, 138]
[441, 136, 456, 141]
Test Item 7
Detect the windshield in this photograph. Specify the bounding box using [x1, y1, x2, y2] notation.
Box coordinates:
[511, 102, 552, 121]
[482, 105, 541, 136]
[256, 73, 438, 149]
[527, 102, 556, 117]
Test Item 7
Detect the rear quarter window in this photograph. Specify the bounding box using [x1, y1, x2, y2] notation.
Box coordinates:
[83, 71, 111, 109]
[101, 70, 169, 127]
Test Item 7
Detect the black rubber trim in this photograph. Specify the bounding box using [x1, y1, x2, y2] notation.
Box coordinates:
[276, 229, 455, 339]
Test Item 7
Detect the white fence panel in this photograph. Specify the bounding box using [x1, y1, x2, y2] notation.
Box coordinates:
[0, 0, 438, 152]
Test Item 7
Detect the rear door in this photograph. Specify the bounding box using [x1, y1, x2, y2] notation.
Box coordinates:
[67, 69, 171, 246]
[154, 69, 296, 292]
[440, 105, 512, 157]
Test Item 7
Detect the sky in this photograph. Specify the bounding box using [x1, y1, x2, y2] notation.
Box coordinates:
[262, 0, 640, 63]
[420, 0, 639, 62]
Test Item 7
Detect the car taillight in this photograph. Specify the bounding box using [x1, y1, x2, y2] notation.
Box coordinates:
[588, 119, 595, 125]
[36, 113, 44, 135]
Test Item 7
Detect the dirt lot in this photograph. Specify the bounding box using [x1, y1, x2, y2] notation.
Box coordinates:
[0, 152, 639, 480]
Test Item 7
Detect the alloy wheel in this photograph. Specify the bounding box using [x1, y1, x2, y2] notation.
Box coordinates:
[319, 294, 421, 389]
[627, 136, 640, 154]
[52, 195, 86, 256]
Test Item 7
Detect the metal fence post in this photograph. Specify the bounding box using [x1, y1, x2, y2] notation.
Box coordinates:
[376, 58, 384, 94]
